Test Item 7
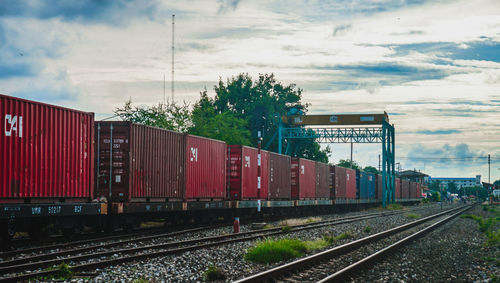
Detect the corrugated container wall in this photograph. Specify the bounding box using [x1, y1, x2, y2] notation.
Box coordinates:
[367, 173, 376, 199]
[376, 174, 382, 200]
[334, 166, 347, 199]
[395, 178, 401, 199]
[358, 170, 369, 199]
[0, 94, 94, 201]
[329, 166, 336, 199]
[315, 162, 329, 199]
[402, 179, 410, 199]
[416, 183, 421, 198]
[268, 152, 291, 199]
[345, 168, 357, 199]
[228, 145, 269, 200]
[291, 158, 316, 199]
[96, 122, 185, 202]
[185, 135, 226, 200]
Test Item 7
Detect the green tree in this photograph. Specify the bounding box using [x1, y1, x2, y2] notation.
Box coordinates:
[114, 99, 191, 133]
[363, 166, 379, 174]
[494, 179, 500, 187]
[428, 180, 441, 191]
[430, 191, 441, 202]
[447, 182, 458, 194]
[336, 159, 360, 170]
[189, 90, 251, 145]
[212, 73, 329, 162]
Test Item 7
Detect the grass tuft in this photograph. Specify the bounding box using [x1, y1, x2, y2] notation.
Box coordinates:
[364, 226, 372, 233]
[406, 213, 421, 219]
[386, 204, 404, 210]
[244, 238, 307, 264]
[281, 225, 292, 233]
[203, 264, 226, 281]
[323, 232, 354, 244]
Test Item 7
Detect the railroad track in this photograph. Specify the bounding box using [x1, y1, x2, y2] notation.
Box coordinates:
[0, 205, 437, 282]
[233, 204, 472, 283]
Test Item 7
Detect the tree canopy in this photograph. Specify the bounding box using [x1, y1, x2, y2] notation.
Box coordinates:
[363, 166, 379, 174]
[113, 73, 331, 162]
[336, 159, 360, 170]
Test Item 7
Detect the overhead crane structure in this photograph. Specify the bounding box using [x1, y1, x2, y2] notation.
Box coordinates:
[277, 112, 395, 208]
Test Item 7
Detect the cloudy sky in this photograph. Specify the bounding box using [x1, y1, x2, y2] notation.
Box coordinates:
[1, 0, 499, 181]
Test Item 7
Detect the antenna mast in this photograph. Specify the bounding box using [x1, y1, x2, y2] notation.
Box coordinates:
[171, 14, 175, 103]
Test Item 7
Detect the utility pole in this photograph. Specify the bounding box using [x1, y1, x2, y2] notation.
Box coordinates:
[171, 14, 175, 103]
[488, 154, 491, 184]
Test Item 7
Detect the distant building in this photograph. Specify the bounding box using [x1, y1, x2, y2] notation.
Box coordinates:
[396, 170, 428, 184]
[428, 175, 481, 189]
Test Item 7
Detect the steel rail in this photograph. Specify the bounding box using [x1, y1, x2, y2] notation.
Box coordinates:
[233, 205, 469, 283]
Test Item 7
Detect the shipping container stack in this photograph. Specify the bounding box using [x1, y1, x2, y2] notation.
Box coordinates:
[268, 152, 291, 200]
[345, 168, 357, 200]
[1, 94, 95, 202]
[395, 178, 402, 199]
[291, 158, 316, 199]
[227, 145, 269, 200]
[367, 173, 376, 200]
[315, 162, 330, 199]
[185, 135, 226, 200]
[96, 122, 185, 202]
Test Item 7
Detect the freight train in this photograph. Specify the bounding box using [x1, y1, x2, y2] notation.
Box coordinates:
[0, 94, 421, 241]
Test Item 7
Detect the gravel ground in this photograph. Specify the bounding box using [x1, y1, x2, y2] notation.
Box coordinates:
[347, 204, 500, 283]
[75, 204, 456, 282]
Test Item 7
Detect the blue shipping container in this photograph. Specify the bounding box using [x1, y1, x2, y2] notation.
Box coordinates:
[367, 173, 376, 199]
[359, 171, 369, 199]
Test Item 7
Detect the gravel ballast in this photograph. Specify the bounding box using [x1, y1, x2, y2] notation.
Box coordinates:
[82, 204, 459, 282]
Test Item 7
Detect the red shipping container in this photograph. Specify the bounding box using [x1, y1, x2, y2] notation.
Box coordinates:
[0, 94, 94, 201]
[96, 122, 185, 202]
[334, 166, 346, 199]
[402, 180, 410, 199]
[416, 183, 421, 198]
[395, 178, 401, 199]
[268, 152, 291, 200]
[345, 168, 357, 199]
[185, 135, 226, 200]
[377, 174, 382, 200]
[315, 162, 329, 199]
[228, 145, 269, 200]
[291, 158, 316, 199]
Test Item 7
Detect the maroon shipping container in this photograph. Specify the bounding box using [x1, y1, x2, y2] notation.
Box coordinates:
[334, 166, 346, 199]
[269, 152, 291, 200]
[345, 168, 357, 199]
[416, 183, 421, 198]
[377, 174, 382, 200]
[315, 162, 329, 199]
[228, 145, 269, 200]
[0, 94, 94, 202]
[185, 135, 226, 200]
[291, 158, 316, 199]
[402, 179, 410, 199]
[96, 122, 185, 202]
[395, 178, 401, 199]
